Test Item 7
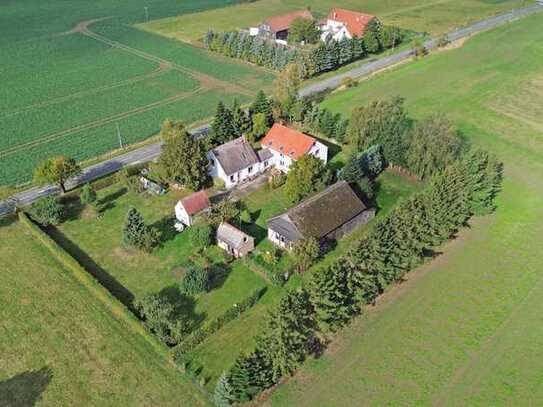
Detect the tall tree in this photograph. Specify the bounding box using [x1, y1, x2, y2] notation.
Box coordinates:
[284, 155, 331, 203]
[34, 156, 81, 193]
[230, 99, 251, 136]
[274, 63, 301, 114]
[157, 120, 209, 190]
[213, 373, 234, 407]
[406, 113, 465, 179]
[346, 96, 411, 166]
[250, 90, 272, 126]
[292, 237, 320, 272]
[211, 101, 235, 145]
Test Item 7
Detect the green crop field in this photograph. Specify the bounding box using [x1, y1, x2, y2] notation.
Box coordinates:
[140, 0, 529, 44]
[0, 0, 274, 186]
[268, 12, 543, 406]
[0, 219, 209, 406]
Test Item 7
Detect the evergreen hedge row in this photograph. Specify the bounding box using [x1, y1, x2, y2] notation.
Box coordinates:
[204, 21, 408, 78]
[18, 211, 169, 360]
[220, 149, 503, 402]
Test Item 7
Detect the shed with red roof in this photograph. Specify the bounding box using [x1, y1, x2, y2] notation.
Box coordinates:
[175, 190, 211, 226]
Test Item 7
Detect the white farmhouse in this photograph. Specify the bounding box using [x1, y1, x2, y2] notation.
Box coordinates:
[320, 8, 375, 42]
[175, 190, 211, 226]
[259, 123, 328, 173]
[208, 137, 272, 189]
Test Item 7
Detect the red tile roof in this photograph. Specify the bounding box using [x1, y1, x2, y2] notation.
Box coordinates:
[327, 8, 375, 37]
[264, 9, 313, 33]
[180, 191, 210, 215]
[261, 123, 316, 160]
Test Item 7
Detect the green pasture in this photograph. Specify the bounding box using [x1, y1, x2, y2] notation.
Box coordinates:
[0, 219, 209, 406]
[269, 12, 543, 406]
[140, 0, 529, 43]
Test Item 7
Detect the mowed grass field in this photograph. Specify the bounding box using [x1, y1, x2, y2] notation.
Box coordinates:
[0, 219, 209, 407]
[0, 0, 274, 186]
[268, 12, 543, 406]
[140, 0, 529, 43]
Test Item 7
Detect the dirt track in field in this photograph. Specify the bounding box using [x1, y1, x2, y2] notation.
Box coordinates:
[1, 18, 256, 158]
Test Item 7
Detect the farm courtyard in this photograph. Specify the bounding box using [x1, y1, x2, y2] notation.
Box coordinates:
[268, 11, 543, 406]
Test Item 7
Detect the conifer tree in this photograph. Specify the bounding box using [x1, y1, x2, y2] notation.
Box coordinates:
[213, 373, 233, 407]
[464, 149, 502, 215]
[211, 101, 235, 145]
[308, 259, 359, 332]
[231, 99, 251, 136]
[250, 90, 272, 126]
[228, 355, 252, 402]
[123, 207, 147, 248]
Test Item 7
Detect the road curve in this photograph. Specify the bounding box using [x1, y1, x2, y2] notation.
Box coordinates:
[1, 3, 542, 217]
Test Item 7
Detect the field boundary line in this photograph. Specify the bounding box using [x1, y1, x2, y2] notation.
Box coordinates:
[0, 87, 206, 158]
[0, 65, 171, 119]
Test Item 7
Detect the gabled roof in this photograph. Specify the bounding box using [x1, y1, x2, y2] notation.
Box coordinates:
[211, 137, 260, 176]
[267, 181, 367, 241]
[179, 190, 210, 216]
[217, 223, 254, 249]
[264, 9, 314, 33]
[327, 8, 375, 37]
[261, 124, 316, 160]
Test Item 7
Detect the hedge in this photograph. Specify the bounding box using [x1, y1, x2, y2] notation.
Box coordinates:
[172, 287, 266, 361]
[18, 211, 169, 360]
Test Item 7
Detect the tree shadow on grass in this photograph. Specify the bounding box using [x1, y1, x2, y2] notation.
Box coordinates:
[208, 262, 231, 292]
[149, 216, 177, 246]
[60, 196, 85, 222]
[46, 226, 136, 312]
[98, 187, 128, 212]
[0, 367, 53, 407]
[159, 285, 206, 333]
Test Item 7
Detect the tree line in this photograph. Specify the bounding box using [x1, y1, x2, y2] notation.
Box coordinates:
[214, 148, 502, 405]
[204, 19, 406, 78]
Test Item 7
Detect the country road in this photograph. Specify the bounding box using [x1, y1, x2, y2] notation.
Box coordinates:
[1, 3, 542, 217]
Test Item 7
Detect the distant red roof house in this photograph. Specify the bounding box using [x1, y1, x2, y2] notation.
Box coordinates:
[180, 190, 210, 215]
[264, 9, 314, 33]
[327, 8, 375, 38]
[261, 123, 317, 160]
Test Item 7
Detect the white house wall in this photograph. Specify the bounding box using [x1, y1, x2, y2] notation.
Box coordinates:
[175, 202, 192, 226]
[309, 141, 328, 164]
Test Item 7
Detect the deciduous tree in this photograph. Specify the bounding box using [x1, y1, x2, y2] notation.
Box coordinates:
[34, 156, 81, 193]
[284, 155, 331, 203]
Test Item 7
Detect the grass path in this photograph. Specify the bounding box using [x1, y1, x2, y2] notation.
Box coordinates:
[267, 12, 543, 406]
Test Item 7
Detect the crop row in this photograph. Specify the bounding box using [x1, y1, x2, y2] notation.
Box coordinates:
[0, 89, 248, 185]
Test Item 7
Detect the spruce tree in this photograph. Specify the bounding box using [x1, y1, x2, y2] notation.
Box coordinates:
[123, 207, 147, 249]
[231, 99, 251, 136]
[308, 259, 359, 332]
[213, 373, 233, 407]
[228, 355, 252, 402]
[250, 90, 272, 126]
[211, 101, 235, 145]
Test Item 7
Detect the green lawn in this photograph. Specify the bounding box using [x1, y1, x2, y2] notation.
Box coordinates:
[268, 12, 543, 406]
[139, 0, 529, 43]
[0, 219, 209, 406]
[55, 184, 267, 331]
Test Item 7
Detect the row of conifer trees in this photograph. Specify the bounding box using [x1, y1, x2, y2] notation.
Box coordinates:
[213, 148, 502, 404]
[204, 19, 405, 78]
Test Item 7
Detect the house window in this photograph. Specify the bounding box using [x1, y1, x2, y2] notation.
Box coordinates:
[248, 166, 253, 174]
[209, 159, 215, 167]
[230, 175, 235, 182]
[264, 160, 269, 167]
[280, 160, 285, 166]
[314, 149, 320, 156]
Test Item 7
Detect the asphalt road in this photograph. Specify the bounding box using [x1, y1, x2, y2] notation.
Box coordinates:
[1, 3, 541, 217]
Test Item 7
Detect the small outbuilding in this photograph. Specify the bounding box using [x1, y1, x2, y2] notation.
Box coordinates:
[175, 190, 211, 227]
[216, 222, 255, 258]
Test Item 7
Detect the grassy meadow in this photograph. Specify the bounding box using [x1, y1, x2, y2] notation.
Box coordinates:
[268, 11, 543, 406]
[0, 218, 209, 406]
[0, 0, 274, 186]
[140, 0, 530, 44]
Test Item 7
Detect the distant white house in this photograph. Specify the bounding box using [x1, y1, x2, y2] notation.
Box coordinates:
[208, 137, 272, 189]
[260, 123, 328, 173]
[320, 8, 375, 42]
[175, 190, 211, 226]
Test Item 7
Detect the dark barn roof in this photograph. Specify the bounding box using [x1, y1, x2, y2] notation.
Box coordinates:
[212, 137, 260, 176]
[267, 181, 367, 241]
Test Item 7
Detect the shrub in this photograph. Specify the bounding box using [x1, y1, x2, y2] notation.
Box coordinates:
[180, 265, 210, 295]
[28, 196, 63, 226]
[270, 173, 286, 189]
[341, 77, 358, 89]
[213, 177, 226, 190]
[190, 224, 213, 248]
[80, 183, 97, 206]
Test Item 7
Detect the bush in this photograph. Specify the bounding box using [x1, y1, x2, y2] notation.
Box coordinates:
[341, 77, 358, 89]
[213, 177, 226, 190]
[180, 265, 210, 296]
[270, 173, 286, 189]
[28, 196, 63, 226]
[80, 183, 97, 206]
[190, 224, 213, 248]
